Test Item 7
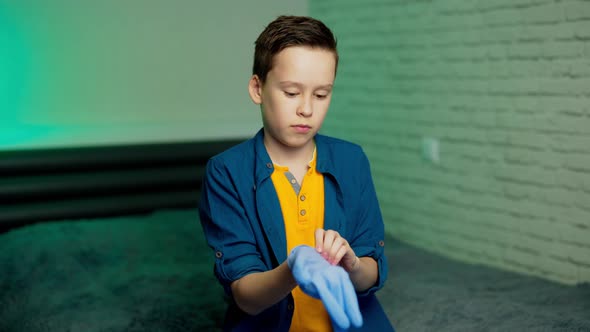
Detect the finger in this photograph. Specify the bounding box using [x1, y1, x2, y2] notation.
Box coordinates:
[314, 229, 325, 253]
[331, 244, 348, 266]
[315, 276, 350, 330]
[340, 274, 363, 328]
[327, 236, 345, 261]
[322, 230, 339, 258]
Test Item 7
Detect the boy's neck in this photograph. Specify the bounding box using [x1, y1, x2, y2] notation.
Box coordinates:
[263, 137, 315, 169]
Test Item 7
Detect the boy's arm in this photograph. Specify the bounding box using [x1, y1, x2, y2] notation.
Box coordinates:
[350, 148, 388, 294]
[316, 146, 388, 295]
[230, 261, 297, 315]
[348, 256, 379, 292]
[200, 158, 288, 312]
[315, 229, 379, 292]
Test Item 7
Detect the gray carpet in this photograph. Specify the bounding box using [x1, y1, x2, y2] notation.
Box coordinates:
[381, 240, 590, 331]
[0, 208, 588, 331]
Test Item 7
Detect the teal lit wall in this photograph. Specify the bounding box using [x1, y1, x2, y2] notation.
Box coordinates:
[312, 1, 590, 284]
[0, 1, 307, 150]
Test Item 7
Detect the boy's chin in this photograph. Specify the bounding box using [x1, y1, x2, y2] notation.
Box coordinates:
[282, 137, 315, 149]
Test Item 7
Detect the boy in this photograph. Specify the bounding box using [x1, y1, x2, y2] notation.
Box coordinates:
[199, 15, 394, 331]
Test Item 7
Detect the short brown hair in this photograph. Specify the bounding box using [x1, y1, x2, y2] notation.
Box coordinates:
[253, 15, 338, 83]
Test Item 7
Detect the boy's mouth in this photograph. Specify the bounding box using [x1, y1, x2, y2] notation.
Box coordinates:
[292, 124, 311, 133]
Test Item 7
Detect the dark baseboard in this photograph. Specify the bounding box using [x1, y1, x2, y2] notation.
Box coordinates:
[0, 139, 244, 232]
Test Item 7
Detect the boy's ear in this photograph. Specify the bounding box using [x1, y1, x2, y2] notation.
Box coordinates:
[248, 75, 263, 105]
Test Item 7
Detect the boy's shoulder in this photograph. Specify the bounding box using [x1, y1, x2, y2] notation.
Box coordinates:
[315, 134, 371, 178]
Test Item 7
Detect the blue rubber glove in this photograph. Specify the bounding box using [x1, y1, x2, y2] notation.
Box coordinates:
[287, 245, 363, 330]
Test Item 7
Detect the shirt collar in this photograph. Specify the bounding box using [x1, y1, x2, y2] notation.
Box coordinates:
[253, 128, 336, 183]
[254, 129, 274, 185]
[314, 134, 335, 175]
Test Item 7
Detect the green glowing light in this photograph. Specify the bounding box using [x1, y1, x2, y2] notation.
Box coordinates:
[0, 5, 32, 148]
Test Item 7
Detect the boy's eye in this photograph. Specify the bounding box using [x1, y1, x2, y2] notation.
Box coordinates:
[284, 91, 299, 97]
[315, 94, 328, 99]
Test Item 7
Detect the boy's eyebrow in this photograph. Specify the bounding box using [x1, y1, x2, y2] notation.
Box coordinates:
[279, 81, 333, 89]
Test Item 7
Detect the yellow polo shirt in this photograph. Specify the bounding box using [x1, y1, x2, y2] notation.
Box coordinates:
[270, 149, 332, 332]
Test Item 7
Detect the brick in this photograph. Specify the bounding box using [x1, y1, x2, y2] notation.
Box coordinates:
[484, 8, 524, 26]
[570, 20, 590, 39]
[567, 243, 590, 266]
[537, 96, 588, 114]
[436, 0, 478, 14]
[509, 130, 553, 149]
[519, 216, 563, 240]
[554, 167, 590, 191]
[481, 26, 519, 43]
[520, 23, 574, 41]
[549, 111, 590, 133]
[551, 134, 590, 153]
[535, 186, 581, 206]
[564, 2, 590, 21]
[538, 78, 588, 96]
[476, 0, 518, 12]
[503, 245, 542, 269]
[538, 258, 580, 284]
[471, 110, 497, 127]
[568, 59, 590, 77]
[562, 152, 590, 172]
[496, 112, 543, 131]
[523, 2, 564, 24]
[542, 40, 585, 59]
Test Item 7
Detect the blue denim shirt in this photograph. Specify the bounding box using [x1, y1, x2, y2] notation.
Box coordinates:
[199, 129, 389, 331]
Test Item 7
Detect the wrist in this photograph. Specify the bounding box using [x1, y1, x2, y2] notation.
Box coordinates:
[349, 256, 361, 273]
[283, 261, 298, 289]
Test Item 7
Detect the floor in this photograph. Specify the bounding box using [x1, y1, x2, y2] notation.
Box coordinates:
[0, 208, 588, 331]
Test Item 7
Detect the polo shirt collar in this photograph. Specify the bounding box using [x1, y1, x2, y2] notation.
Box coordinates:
[253, 128, 337, 184]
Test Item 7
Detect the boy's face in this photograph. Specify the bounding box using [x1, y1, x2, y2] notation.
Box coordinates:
[249, 46, 336, 153]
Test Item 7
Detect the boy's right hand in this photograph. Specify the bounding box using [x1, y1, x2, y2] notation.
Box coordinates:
[287, 245, 363, 330]
[315, 229, 360, 272]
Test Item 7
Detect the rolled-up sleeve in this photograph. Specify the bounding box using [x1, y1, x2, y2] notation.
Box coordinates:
[348, 148, 388, 297]
[198, 157, 266, 295]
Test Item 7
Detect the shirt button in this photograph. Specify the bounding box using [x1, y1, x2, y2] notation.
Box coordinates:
[291, 179, 297, 184]
[287, 304, 294, 311]
[266, 163, 272, 169]
[215, 251, 223, 258]
[300, 209, 306, 216]
[379, 240, 385, 247]
[300, 195, 306, 201]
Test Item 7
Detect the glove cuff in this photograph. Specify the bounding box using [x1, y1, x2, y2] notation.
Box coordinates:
[287, 244, 315, 269]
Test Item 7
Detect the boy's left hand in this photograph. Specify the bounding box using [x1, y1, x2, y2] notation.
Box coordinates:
[315, 229, 360, 273]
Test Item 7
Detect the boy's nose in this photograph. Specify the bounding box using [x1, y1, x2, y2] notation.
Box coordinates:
[297, 99, 313, 117]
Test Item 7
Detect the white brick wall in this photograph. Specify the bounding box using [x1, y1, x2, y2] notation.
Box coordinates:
[311, 0, 590, 284]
